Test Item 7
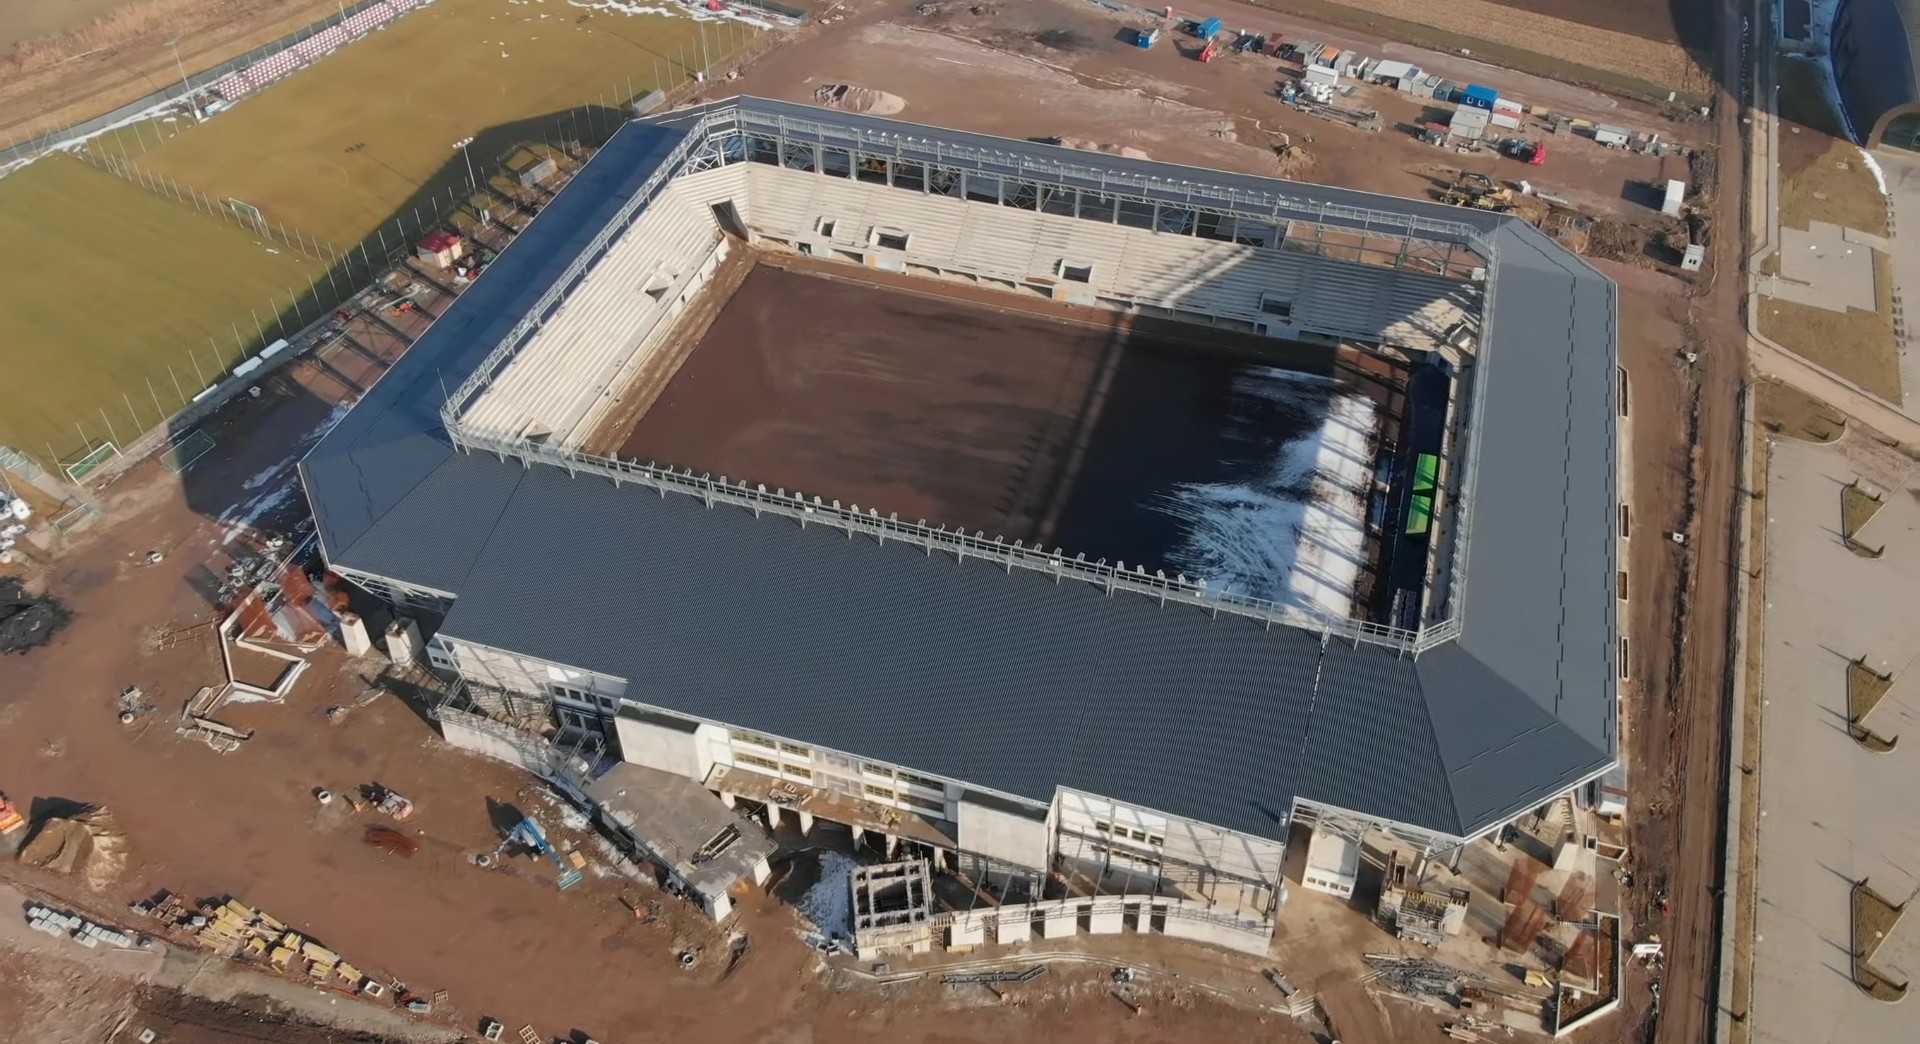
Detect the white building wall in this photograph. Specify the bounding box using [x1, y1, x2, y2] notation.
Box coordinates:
[439, 713, 558, 778]
[434, 636, 628, 709]
[612, 713, 701, 779]
[741, 164, 1470, 349]
[1055, 787, 1287, 900]
[462, 164, 750, 446]
[956, 795, 1052, 869]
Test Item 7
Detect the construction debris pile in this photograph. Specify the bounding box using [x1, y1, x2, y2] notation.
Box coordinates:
[155, 894, 381, 997]
[0, 577, 70, 654]
[17, 807, 128, 891]
[1365, 954, 1474, 1003]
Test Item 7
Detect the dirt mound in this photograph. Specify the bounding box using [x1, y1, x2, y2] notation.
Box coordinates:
[812, 83, 906, 116]
[19, 807, 128, 891]
[1055, 137, 1151, 160]
[0, 577, 70, 654]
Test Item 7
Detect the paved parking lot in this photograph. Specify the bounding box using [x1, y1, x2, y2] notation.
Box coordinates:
[1752, 435, 1920, 1044]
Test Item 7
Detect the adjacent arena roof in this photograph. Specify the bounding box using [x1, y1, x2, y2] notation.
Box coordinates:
[301, 98, 1619, 843]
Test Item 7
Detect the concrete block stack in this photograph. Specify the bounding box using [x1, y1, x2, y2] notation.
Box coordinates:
[25, 904, 136, 947]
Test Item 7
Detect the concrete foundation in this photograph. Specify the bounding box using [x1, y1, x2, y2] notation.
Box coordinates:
[384, 618, 423, 663]
[1087, 900, 1125, 936]
[339, 613, 373, 657]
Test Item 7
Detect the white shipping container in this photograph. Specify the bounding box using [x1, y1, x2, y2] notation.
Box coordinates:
[1491, 112, 1522, 130]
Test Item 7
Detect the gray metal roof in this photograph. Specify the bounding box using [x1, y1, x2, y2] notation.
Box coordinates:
[301, 98, 1616, 843]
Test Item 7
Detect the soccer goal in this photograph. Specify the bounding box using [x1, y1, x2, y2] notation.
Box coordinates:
[161, 429, 218, 474]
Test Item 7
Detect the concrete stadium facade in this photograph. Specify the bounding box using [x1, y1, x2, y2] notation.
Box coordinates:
[301, 98, 1623, 945]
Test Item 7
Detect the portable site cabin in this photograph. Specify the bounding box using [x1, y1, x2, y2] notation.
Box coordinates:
[1303, 64, 1341, 89]
[1593, 124, 1632, 147]
[1661, 179, 1686, 216]
[1303, 830, 1362, 898]
[1448, 106, 1491, 142]
[1461, 84, 1499, 110]
[416, 231, 464, 269]
[1371, 58, 1419, 88]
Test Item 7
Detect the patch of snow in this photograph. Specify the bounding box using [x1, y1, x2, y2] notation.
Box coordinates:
[1153, 368, 1375, 621]
[216, 401, 354, 543]
[794, 851, 857, 941]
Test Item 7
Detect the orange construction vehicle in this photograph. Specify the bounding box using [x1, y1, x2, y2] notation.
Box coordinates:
[0, 792, 24, 836]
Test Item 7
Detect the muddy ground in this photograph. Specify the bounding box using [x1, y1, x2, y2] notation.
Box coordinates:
[0, 0, 1747, 1041]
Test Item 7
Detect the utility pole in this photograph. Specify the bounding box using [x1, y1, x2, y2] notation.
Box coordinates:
[453, 137, 477, 190]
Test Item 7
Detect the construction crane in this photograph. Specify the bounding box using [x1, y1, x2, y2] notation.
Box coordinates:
[496, 815, 583, 890]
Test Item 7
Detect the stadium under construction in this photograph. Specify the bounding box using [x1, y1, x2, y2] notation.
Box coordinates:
[300, 97, 1624, 946]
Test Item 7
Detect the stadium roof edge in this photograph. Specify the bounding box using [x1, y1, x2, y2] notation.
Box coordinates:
[300, 97, 1617, 843]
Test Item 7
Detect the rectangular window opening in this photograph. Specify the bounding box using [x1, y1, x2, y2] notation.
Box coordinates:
[817, 217, 837, 238]
[1059, 261, 1093, 283]
[873, 229, 910, 251]
[1619, 503, 1631, 539]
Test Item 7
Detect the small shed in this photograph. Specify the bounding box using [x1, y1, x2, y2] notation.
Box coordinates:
[416, 231, 464, 269]
[1371, 59, 1418, 87]
[1593, 124, 1632, 147]
[1461, 84, 1499, 110]
[1304, 64, 1341, 88]
[1661, 179, 1687, 216]
[517, 155, 558, 189]
[1303, 829, 1361, 898]
[1448, 106, 1492, 142]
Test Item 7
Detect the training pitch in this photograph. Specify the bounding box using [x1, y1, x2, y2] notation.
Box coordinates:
[126, 0, 754, 248]
[0, 154, 320, 462]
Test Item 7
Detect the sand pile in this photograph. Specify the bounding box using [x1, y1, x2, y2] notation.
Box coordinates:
[812, 83, 906, 116]
[1055, 137, 1150, 160]
[19, 807, 128, 891]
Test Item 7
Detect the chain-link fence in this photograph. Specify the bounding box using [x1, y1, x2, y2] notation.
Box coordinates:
[20, 11, 789, 483]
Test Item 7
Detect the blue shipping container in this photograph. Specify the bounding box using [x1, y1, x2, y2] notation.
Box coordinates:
[1461, 84, 1498, 110]
[1196, 17, 1222, 39]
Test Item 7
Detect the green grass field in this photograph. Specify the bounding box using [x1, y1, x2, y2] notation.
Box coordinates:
[128, 0, 753, 247]
[0, 154, 320, 463]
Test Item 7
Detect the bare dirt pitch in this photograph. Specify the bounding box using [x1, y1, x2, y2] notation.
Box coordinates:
[609, 259, 1405, 598]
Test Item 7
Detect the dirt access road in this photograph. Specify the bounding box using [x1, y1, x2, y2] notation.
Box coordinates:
[1637, 0, 1751, 1044]
[0, 191, 1307, 1044]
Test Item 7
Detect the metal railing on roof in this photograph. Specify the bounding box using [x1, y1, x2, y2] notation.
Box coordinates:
[430, 100, 1499, 656]
[447, 421, 1465, 657]
[715, 105, 1495, 253]
[440, 110, 726, 423]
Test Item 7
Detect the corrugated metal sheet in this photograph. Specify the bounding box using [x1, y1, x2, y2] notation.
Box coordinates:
[304, 99, 1617, 843]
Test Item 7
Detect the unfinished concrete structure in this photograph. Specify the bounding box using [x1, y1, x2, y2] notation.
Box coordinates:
[301, 98, 1622, 953]
[850, 860, 936, 960]
[587, 762, 775, 920]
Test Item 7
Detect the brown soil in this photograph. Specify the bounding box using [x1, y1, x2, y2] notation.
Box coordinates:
[1755, 378, 1846, 443]
[1841, 483, 1885, 542]
[615, 260, 1364, 566]
[130, 986, 420, 1043]
[1775, 58, 1888, 236]
[1472, 0, 1693, 45]
[1846, 659, 1894, 723]
[1756, 257, 1900, 401]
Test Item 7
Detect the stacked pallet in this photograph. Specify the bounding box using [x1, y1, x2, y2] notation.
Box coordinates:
[194, 899, 371, 994]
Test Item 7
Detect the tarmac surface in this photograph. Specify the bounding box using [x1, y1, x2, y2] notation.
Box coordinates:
[1749, 436, 1920, 1044]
